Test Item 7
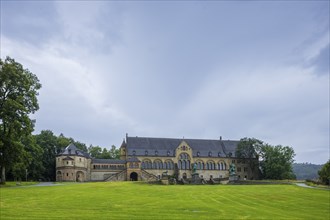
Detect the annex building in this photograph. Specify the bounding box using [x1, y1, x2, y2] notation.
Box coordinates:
[56, 135, 257, 182]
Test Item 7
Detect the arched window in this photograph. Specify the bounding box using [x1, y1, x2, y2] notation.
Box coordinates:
[178, 153, 190, 170]
[145, 150, 148, 156]
[178, 160, 182, 169]
[169, 161, 173, 170]
[224, 163, 227, 170]
[182, 160, 186, 170]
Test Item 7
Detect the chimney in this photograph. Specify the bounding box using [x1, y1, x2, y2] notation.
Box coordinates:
[220, 136, 222, 141]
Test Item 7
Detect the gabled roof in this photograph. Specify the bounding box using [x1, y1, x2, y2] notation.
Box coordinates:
[58, 143, 91, 158]
[126, 136, 238, 158]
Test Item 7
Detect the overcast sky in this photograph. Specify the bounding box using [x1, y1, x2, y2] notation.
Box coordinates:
[1, 1, 329, 164]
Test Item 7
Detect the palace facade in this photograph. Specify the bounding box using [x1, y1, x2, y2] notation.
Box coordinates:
[56, 135, 257, 182]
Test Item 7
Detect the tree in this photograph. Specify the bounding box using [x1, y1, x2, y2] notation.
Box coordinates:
[101, 148, 111, 159]
[0, 57, 41, 184]
[236, 137, 263, 178]
[318, 160, 330, 185]
[35, 130, 59, 181]
[73, 141, 88, 152]
[88, 145, 102, 158]
[259, 144, 296, 180]
[109, 145, 119, 159]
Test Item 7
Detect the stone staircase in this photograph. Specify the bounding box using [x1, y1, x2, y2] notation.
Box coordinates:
[141, 169, 158, 182]
[104, 169, 127, 182]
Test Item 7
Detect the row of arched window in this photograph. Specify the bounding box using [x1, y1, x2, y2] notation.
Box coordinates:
[178, 160, 191, 170]
[141, 160, 175, 170]
[141, 159, 227, 171]
[195, 161, 227, 170]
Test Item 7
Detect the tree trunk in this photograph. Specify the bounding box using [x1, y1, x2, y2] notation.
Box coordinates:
[0, 166, 5, 184]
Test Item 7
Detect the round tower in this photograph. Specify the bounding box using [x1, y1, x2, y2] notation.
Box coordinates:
[56, 143, 91, 182]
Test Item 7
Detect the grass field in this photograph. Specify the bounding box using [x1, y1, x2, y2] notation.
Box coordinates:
[0, 182, 329, 219]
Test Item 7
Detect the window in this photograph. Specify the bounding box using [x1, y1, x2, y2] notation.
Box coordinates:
[155, 151, 158, 156]
[209, 151, 212, 157]
[66, 161, 68, 165]
[167, 151, 170, 156]
[197, 151, 200, 157]
[132, 150, 136, 156]
[232, 160, 235, 164]
[145, 151, 148, 156]
[237, 167, 241, 172]
[178, 153, 190, 170]
[66, 173, 69, 177]
[244, 167, 248, 172]
[79, 158, 81, 162]
[218, 152, 221, 157]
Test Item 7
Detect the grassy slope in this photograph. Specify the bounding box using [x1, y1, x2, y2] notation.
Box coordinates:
[0, 182, 329, 220]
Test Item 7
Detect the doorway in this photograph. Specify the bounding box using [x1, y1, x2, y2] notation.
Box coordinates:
[130, 172, 138, 181]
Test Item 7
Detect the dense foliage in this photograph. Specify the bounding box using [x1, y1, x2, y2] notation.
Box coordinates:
[0, 57, 41, 184]
[318, 160, 330, 185]
[236, 138, 296, 180]
[259, 144, 296, 179]
[292, 163, 323, 180]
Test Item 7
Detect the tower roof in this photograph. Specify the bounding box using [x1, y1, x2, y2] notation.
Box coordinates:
[58, 143, 91, 158]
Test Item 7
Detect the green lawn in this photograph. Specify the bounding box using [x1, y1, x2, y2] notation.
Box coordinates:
[0, 182, 329, 219]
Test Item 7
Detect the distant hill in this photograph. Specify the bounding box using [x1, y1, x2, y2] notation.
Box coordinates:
[292, 163, 323, 180]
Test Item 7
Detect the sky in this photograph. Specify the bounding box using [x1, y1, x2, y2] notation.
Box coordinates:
[1, 1, 329, 164]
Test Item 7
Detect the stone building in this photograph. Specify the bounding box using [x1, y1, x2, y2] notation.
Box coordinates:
[56, 135, 257, 182]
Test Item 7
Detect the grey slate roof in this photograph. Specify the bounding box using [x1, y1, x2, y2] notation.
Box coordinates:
[92, 159, 126, 164]
[126, 136, 238, 158]
[126, 157, 141, 162]
[58, 143, 91, 158]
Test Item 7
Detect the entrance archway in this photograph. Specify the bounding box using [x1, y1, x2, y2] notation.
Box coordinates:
[76, 171, 85, 182]
[130, 172, 138, 181]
